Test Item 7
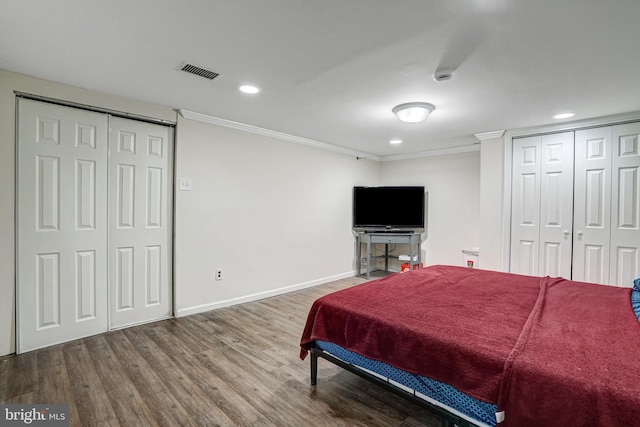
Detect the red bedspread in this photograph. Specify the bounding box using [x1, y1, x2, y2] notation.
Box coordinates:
[299, 265, 640, 426]
[497, 276, 640, 426]
[300, 265, 543, 402]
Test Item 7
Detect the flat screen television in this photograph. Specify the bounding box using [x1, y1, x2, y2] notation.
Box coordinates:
[353, 186, 425, 232]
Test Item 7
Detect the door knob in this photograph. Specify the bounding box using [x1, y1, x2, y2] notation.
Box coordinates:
[577, 230, 583, 238]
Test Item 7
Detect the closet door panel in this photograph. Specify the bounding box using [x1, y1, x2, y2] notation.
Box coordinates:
[109, 116, 173, 328]
[610, 123, 640, 287]
[17, 99, 109, 353]
[510, 136, 541, 275]
[573, 127, 613, 284]
[538, 132, 574, 278]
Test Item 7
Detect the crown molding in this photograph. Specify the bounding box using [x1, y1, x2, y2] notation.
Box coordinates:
[474, 130, 505, 141]
[380, 143, 480, 162]
[178, 109, 489, 162]
[178, 109, 381, 161]
[504, 111, 640, 140]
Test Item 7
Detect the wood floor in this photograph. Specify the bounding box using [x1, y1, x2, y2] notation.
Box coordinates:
[0, 276, 442, 426]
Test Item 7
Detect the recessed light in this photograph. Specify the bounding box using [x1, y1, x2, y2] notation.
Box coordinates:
[554, 112, 574, 119]
[390, 139, 402, 145]
[239, 85, 260, 94]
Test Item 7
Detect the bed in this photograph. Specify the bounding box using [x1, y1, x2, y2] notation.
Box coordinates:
[299, 265, 640, 426]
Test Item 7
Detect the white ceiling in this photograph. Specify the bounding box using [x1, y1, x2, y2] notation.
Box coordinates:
[2, 0, 640, 158]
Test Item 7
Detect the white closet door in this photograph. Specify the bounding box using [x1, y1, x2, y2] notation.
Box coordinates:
[17, 99, 109, 353]
[109, 116, 173, 328]
[610, 123, 640, 287]
[573, 127, 613, 285]
[538, 132, 574, 278]
[510, 132, 573, 278]
[510, 136, 542, 275]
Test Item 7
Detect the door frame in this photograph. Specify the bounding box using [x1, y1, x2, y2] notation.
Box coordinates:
[15, 93, 177, 352]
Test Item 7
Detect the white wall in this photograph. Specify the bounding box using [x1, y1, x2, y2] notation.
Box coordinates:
[479, 136, 507, 271]
[173, 116, 380, 315]
[380, 151, 481, 267]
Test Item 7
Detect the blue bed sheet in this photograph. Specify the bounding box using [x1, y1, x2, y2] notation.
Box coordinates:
[315, 340, 497, 427]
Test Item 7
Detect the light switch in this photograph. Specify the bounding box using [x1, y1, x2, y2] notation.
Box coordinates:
[178, 177, 192, 191]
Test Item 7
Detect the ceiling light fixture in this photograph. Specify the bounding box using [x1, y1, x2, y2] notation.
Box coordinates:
[392, 102, 435, 123]
[239, 84, 260, 94]
[390, 139, 402, 145]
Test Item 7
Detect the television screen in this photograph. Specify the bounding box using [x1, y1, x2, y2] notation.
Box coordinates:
[353, 186, 425, 231]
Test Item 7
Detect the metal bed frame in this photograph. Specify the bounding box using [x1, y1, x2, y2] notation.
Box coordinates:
[309, 346, 481, 427]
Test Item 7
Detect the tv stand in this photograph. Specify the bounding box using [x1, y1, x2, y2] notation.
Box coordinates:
[364, 229, 414, 234]
[356, 231, 421, 279]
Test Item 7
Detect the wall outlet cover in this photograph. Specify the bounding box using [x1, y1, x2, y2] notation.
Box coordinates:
[178, 177, 192, 191]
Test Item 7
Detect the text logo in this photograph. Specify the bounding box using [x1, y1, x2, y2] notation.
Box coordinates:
[1, 405, 69, 426]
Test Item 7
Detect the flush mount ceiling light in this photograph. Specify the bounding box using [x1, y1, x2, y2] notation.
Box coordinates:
[392, 102, 435, 123]
[389, 139, 402, 145]
[554, 112, 575, 119]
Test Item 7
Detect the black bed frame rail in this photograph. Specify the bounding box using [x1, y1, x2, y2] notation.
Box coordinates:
[309, 347, 480, 427]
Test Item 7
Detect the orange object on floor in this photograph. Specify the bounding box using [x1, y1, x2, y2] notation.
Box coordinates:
[401, 263, 423, 272]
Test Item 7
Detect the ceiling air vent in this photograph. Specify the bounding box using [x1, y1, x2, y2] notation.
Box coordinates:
[180, 63, 220, 80]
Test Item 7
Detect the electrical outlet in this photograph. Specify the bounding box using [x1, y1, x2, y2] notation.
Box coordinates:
[178, 177, 192, 191]
[215, 268, 223, 281]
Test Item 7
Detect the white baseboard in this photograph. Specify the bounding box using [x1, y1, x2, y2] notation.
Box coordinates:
[175, 270, 356, 318]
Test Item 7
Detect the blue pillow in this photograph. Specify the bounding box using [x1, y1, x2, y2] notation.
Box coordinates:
[634, 277, 640, 292]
